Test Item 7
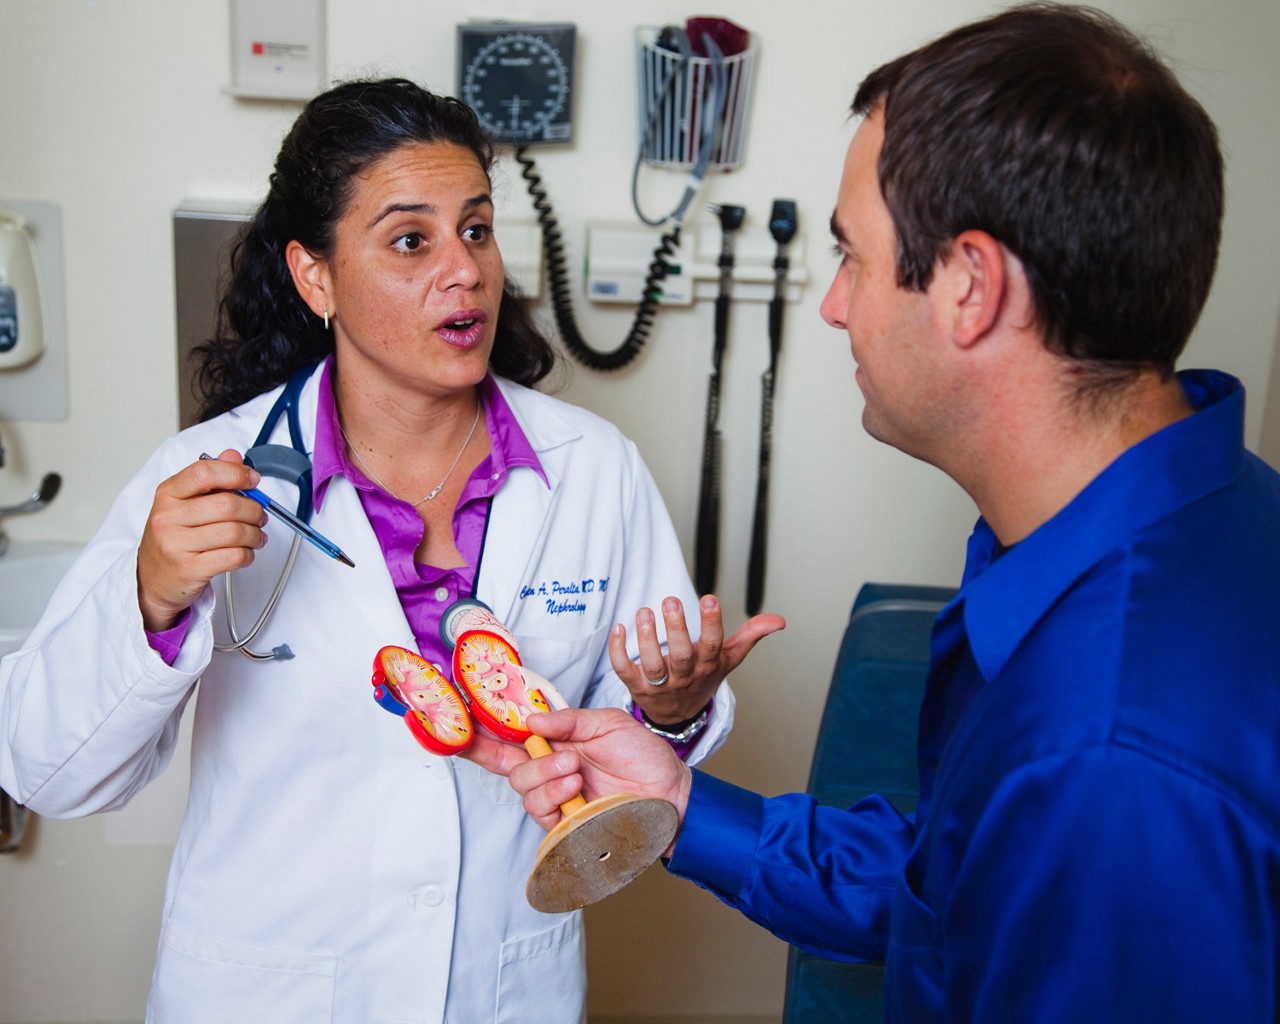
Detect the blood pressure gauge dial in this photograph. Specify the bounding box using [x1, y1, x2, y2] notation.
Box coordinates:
[456, 23, 576, 146]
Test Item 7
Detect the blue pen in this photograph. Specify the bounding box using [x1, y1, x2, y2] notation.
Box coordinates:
[200, 453, 355, 568]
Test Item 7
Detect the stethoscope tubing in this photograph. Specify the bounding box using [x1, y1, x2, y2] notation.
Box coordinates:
[214, 533, 302, 660]
[209, 366, 317, 661]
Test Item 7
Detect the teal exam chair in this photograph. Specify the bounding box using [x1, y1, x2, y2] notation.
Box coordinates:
[781, 582, 957, 1024]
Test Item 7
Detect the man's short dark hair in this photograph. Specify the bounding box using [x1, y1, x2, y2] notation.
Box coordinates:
[854, 3, 1223, 377]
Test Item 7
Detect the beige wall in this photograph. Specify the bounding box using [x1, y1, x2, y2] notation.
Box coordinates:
[1260, 311, 1280, 469]
[2, 1, 1279, 1021]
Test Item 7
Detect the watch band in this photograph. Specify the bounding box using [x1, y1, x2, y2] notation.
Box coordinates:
[630, 700, 712, 743]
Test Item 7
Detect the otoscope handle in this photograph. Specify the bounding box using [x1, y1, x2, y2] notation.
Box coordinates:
[694, 375, 722, 597]
[768, 295, 786, 363]
[747, 199, 796, 613]
[713, 294, 732, 364]
[746, 371, 775, 615]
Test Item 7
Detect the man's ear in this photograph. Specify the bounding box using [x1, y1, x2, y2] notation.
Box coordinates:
[939, 229, 1010, 349]
[285, 239, 331, 319]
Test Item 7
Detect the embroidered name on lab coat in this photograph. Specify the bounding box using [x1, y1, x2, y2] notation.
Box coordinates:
[518, 577, 610, 616]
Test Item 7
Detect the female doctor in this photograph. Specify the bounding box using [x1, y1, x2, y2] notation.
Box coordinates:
[0, 79, 782, 1023]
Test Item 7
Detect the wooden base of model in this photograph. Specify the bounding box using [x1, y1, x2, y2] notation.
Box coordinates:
[523, 736, 679, 914]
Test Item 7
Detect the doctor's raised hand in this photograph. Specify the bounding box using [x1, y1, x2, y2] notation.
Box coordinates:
[615, 594, 785, 736]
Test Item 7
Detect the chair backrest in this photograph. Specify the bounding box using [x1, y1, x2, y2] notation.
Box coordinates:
[782, 582, 956, 1024]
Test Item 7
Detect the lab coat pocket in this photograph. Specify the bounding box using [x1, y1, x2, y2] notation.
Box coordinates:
[495, 912, 586, 1024]
[150, 917, 338, 1023]
[513, 622, 610, 708]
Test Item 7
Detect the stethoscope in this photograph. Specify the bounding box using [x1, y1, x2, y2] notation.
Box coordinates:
[212, 365, 316, 662]
[209, 364, 490, 662]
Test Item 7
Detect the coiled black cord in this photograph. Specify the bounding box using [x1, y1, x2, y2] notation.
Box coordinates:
[515, 147, 681, 372]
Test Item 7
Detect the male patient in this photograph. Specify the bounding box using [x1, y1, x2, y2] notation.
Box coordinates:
[467, 4, 1280, 1020]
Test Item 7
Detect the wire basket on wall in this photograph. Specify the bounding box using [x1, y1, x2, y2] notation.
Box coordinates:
[635, 25, 757, 171]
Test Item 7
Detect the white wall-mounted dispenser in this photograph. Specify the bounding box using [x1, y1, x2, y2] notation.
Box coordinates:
[0, 207, 45, 370]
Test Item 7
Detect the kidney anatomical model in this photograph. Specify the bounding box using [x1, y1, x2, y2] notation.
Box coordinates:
[370, 599, 678, 913]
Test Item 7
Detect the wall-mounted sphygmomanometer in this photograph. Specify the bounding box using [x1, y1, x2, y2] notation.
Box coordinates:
[0, 208, 46, 370]
[457, 22, 577, 146]
[455, 18, 756, 371]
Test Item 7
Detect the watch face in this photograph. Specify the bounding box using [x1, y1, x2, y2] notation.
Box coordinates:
[457, 24, 576, 145]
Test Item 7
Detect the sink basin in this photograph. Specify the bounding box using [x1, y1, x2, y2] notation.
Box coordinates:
[0, 540, 82, 659]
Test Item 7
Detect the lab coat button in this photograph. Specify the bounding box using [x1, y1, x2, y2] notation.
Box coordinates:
[419, 885, 444, 908]
[434, 586, 449, 602]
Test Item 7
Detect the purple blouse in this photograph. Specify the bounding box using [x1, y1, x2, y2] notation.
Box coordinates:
[310, 362, 546, 672]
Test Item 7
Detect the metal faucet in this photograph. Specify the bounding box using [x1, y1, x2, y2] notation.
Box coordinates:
[0, 471, 62, 557]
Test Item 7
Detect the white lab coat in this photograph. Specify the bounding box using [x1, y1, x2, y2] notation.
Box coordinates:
[0, 367, 733, 1024]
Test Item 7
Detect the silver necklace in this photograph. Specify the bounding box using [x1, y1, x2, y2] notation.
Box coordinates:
[340, 400, 482, 508]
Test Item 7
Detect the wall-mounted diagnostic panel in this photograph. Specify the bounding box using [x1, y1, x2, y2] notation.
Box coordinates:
[457, 23, 576, 145]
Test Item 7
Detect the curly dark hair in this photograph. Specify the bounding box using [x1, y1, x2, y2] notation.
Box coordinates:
[194, 78, 556, 420]
[853, 3, 1223, 380]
